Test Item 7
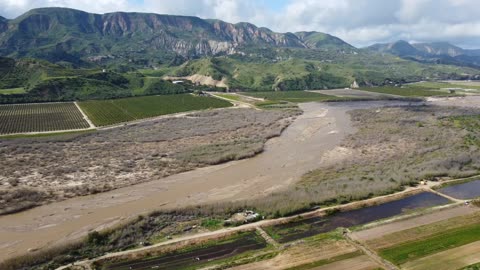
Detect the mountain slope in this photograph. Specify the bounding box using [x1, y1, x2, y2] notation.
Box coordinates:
[368, 40, 480, 68]
[369, 40, 422, 57]
[0, 7, 355, 66]
[0, 7, 479, 97]
[294, 31, 354, 50]
[412, 42, 465, 57]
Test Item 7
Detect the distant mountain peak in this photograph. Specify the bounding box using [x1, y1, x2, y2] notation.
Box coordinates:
[367, 40, 480, 68]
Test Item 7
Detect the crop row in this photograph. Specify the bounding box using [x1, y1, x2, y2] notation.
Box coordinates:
[78, 94, 232, 126]
[0, 103, 90, 134]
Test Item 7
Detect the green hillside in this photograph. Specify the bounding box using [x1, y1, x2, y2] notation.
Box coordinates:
[167, 53, 480, 90]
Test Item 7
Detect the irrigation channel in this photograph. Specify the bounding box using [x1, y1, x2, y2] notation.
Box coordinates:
[104, 232, 266, 270]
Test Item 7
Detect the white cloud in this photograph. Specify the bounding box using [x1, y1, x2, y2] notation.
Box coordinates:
[0, 0, 479, 48]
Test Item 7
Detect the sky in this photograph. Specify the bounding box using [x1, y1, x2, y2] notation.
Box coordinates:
[1, 0, 480, 48]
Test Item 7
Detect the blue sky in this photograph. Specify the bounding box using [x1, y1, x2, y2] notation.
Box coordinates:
[1, 0, 480, 48]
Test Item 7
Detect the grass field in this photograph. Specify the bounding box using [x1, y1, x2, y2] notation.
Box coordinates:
[215, 93, 243, 102]
[78, 94, 232, 126]
[462, 262, 480, 270]
[0, 103, 90, 134]
[359, 86, 453, 97]
[240, 91, 349, 103]
[0, 87, 26, 95]
[412, 81, 480, 91]
[379, 222, 480, 265]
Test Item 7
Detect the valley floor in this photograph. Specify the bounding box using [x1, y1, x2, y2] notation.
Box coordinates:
[0, 100, 358, 262]
[1, 96, 480, 266]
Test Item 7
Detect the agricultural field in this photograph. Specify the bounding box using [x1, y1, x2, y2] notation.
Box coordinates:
[413, 81, 480, 92]
[98, 231, 268, 270]
[359, 86, 454, 97]
[78, 94, 232, 126]
[0, 87, 26, 95]
[240, 91, 349, 103]
[360, 210, 480, 270]
[215, 93, 244, 102]
[229, 232, 379, 270]
[379, 223, 480, 265]
[0, 102, 90, 135]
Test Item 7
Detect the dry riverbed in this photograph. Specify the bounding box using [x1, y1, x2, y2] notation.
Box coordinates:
[1, 96, 480, 265]
[0, 101, 359, 262]
[0, 108, 298, 215]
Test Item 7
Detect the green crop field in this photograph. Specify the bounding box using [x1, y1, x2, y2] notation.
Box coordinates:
[0, 87, 26, 95]
[78, 94, 232, 126]
[215, 93, 243, 102]
[0, 103, 90, 134]
[379, 222, 480, 265]
[360, 86, 454, 97]
[411, 81, 480, 91]
[240, 91, 347, 103]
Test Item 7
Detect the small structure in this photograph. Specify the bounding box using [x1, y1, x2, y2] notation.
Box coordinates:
[172, 80, 184, 84]
[224, 210, 261, 225]
[350, 80, 359, 89]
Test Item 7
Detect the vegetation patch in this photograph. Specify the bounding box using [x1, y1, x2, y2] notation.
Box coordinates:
[379, 222, 480, 265]
[0, 102, 90, 134]
[97, 231, 267, 270]
[0, 108, 297, 214]
[462, 262, 480, 270]
[241, 91, 352, 103]
[446, 115, 480, 147]
[214, 93, 243, 102]
[0, 211, 231, 270]
[241, 105, 480, 217]
[262, 192, 449, 243]
[360, 86, 456, 97]
[0, 87, 26, 95]
[411, 81, 480, 92]
[79, 94, 232, 126]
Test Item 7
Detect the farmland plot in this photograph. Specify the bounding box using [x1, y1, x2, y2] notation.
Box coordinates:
[0, 102, 90, 134]
[79, 94, 232, 126]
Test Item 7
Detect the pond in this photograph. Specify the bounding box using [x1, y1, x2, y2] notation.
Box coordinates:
[437, 179, 480, 200]
[265, 192, 451, 243]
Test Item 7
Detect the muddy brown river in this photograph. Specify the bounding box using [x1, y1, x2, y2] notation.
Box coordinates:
[0, 98, 473, 262]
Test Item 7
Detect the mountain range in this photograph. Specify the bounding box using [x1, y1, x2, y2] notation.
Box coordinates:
[0, 7, 355, 66]
[0, 7, 479, 99]
[368, 40, 480, 68]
